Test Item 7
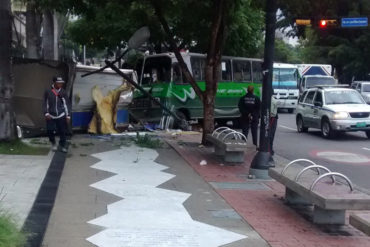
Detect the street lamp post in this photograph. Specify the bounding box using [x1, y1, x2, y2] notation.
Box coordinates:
[249, 0, 277, 179]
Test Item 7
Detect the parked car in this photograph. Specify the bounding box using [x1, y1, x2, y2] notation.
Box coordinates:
[351, 81, 370, 104]
[296, 86, 370, 138]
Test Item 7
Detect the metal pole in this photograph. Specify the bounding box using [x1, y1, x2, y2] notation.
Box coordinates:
[249, 0, 277, 178]
[83, 45, 86, 65]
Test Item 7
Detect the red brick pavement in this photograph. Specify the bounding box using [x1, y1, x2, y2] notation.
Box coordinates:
[166, 133, 370, 247]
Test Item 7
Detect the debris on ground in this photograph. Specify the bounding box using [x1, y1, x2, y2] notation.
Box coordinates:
[200, 160, 208, 166]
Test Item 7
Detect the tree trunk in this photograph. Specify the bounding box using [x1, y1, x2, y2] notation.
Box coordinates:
[42, 9, 54, 60]
[150, 0, 204, 102]
[151, 0, 228, 144]
[202, 0, 227, 144]
[0, 0, 17, 141]
[202, 88, 217, 143]
[26, 1, 41, 59]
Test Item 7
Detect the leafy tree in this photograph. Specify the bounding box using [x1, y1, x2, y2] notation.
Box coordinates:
[267, 38, 302, 63]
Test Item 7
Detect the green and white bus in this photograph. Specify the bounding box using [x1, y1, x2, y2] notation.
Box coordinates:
[129, 52, 263, 126]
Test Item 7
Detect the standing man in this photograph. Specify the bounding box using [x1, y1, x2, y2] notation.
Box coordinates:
[238, 85, 261, 148]
[43, 76, 71, 153]
[269, 95, 278, 161]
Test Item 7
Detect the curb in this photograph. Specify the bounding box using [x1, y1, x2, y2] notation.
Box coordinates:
[22, 147, 68, 247]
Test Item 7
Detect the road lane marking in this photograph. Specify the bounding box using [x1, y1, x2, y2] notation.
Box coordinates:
[279, 125, 296, 131]
[362, 147, 370, 151]
[312, 150, 370, 164]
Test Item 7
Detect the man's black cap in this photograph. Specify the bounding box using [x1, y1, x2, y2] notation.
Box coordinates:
[53, 76, 65, 83]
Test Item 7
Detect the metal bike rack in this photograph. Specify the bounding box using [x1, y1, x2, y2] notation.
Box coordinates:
[310, 172, 354, 192]
[222, 131, 247, 142]
[295, 165, 335, 182]
[281, 159, 318, 175]
[217, 128, 236, 139]
[212, 127, 230, 137]
[211, 127, 247, 143]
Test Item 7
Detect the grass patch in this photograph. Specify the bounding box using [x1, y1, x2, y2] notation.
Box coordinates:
[135, 133, 162, 149]
[0, 212, 26, 247]
[0, 140, 49, 155]
[29, 138, 49, 145]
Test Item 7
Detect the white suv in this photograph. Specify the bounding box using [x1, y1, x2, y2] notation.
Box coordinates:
[296, 87, 370, 138]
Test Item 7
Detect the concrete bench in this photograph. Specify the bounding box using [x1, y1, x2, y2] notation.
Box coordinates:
[350, 213, 370, 235]
[205, 127, 247, 163]
[269, 159, 370, 225]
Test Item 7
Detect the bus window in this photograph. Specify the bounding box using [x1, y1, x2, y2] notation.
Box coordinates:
[191, 57, 204, 81]
[141, 56, 171, 85]
[173, 63, 188, 84]
[221, 59, 232, 81]
[233, 60, 252, 82]
[252, 61, 263, 83]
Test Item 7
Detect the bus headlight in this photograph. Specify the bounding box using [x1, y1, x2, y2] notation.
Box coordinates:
[333, 112, 349, 119]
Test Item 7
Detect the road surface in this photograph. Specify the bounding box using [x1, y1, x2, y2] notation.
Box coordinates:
[274, 112, 370, 190]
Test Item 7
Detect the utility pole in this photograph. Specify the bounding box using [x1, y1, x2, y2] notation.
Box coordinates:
[249, 0, 277, 178]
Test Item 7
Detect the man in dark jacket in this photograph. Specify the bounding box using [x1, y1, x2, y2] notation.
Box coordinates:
[43, 76, 71, 153]
[238, 85, 261, 147]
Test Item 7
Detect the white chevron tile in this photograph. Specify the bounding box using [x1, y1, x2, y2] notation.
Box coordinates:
[87, 146, 247, 247]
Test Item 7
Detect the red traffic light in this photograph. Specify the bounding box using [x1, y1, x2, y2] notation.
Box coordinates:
[319, 19, 338, 28]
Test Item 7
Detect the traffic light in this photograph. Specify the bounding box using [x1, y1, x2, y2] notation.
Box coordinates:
[295, 19, 311, 26]
[319, 19, 338, 28]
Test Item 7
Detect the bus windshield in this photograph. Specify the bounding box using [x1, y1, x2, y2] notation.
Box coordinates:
[306, 77, 336, 88]
[273, 68, 298, 89]
[140, 56, 172, 85]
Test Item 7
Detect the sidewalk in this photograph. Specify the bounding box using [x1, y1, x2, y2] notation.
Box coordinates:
[0, 151, 53, 228]
[41, 134, 268, 247]
[7, 132, 370, 247]
[167, 133, 370, 247]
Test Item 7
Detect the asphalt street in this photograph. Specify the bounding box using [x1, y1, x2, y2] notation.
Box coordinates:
[274, 111, 370, 191]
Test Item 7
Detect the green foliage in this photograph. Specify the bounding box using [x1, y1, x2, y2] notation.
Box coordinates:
[36, 0, 265, 57]
[135, 133, 162, 149]
[0, 212, 26, 247]
[271, 38, 302, 63]
[29, 138, 49, 145]
[0, 140, 49, 155]
[224, 0, 264, 56]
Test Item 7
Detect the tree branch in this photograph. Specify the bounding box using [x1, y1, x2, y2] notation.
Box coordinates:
[150, 0, 204, 102]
